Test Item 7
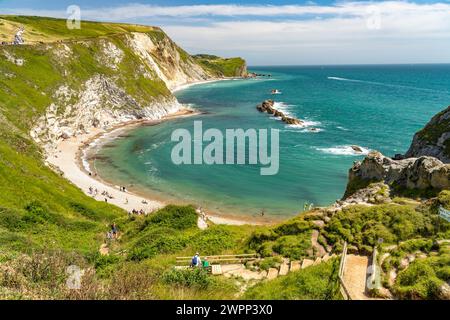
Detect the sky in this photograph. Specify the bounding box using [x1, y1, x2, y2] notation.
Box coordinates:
[1, 0, 450, 65]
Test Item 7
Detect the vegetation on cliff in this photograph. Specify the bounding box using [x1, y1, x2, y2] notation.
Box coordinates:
[405, 106, 450, 162]
[193, 54, 247, 77]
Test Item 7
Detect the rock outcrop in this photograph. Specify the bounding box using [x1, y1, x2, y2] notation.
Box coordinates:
[256, 100, 303, 125]
[405, 106, 450, 163]
[345, 151, 450, 198]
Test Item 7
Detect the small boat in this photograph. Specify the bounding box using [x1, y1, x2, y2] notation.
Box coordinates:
[271, 89, 282, 95]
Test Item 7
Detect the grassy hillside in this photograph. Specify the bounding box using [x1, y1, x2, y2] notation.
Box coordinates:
[194, 54, 247, 77]
[0, 16, 157, 43]
[244, 259, 341, 300]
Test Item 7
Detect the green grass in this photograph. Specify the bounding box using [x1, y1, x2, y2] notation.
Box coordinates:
[0, 15, 157, 43]
[393, 245, 449, 299]
[243, 259, 341, 300]
[193, 55, 247, 77]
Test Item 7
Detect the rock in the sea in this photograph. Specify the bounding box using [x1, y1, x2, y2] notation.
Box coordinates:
[351, 145, 364, 153]
[405, 106, 450, 163]
[256, 99, 303, 125]
[282, 116, 303, 125]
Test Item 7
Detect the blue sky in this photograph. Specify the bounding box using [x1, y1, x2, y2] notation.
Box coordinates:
[1, 1, 450, 65]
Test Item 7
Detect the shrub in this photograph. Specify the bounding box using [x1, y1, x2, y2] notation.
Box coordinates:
[259, 256, 282, 271]
[69, 202, 98, 220]
[188, 226, 235, 254]
[0, 207, 24, 231]
[106, 263, 156, 300]
[22, 201, 56, 225]
[272, 235, 311, 260]
[394, 260, 443, 299]
[162, 268, 213, 289]
[244, 259, 341, 300]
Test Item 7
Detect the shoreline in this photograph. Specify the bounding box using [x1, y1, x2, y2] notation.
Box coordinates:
[47, 79, 276, 227]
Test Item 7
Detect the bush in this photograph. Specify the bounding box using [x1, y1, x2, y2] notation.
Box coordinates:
[398, 239, 434, 253]
[87, 252, 122, 278]
[188, 226, 236, 254]
[0, 207, 24, 231]
[22, 201, 56, 225]
[272, 235, 311, 260]
[244, 259, 341, 300]
[106, 263, 156, 300]
[394, 260, 443, 299]
[259, 257, 282, 271]
[129, 231, 187, 261]
[162, 268, 213, 289]
[69, 202, 98, 220]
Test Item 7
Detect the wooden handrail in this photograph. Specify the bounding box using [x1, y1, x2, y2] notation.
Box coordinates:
[338, 241, 352, 300]
[176, 253, 257, 260]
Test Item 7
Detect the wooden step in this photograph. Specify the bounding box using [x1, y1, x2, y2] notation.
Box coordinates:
[301, 259, 314, 269]
[313, 257, 322, 265]
[279, 261, 289, 276]
[266, 268, 279, 280]
[290, 260, 301, 272]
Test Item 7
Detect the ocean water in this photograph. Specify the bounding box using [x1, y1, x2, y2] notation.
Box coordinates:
[92, 64, 450, 219]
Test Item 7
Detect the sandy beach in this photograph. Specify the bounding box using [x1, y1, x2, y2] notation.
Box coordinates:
[46, 103, 268, 227]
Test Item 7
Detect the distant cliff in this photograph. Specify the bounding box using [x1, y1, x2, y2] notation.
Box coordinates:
[0, 16, 247, 153]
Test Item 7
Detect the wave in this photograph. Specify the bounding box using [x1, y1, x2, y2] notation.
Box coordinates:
[272, 101, 294, 117]
[327, 76, 447, 93]
[287, 119, 322, 128]
[316, 145, 370, 156]
[336, 126, 349, 131]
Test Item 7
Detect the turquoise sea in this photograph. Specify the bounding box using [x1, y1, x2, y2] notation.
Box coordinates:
[92, 64, 450, 220]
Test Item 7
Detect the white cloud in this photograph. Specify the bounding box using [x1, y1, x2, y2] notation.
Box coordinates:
[3, 1, 450, 65]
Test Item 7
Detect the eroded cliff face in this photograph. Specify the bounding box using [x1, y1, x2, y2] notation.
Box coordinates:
[128, 32, 213, 90]
[0, 29, 247, 153]
[405, 106, 450, 163]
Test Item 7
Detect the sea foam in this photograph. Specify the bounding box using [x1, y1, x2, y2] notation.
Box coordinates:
[316, 145, 370, 156]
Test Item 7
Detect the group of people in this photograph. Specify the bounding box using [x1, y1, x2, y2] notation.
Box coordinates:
[87, 187, 114, 201]
[190, 252, 210, 268]
[128, 208, 150, 217]
[88, 186, 98, 196]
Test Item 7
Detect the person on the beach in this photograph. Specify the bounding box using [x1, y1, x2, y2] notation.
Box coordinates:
[125, 198, 128, 204]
